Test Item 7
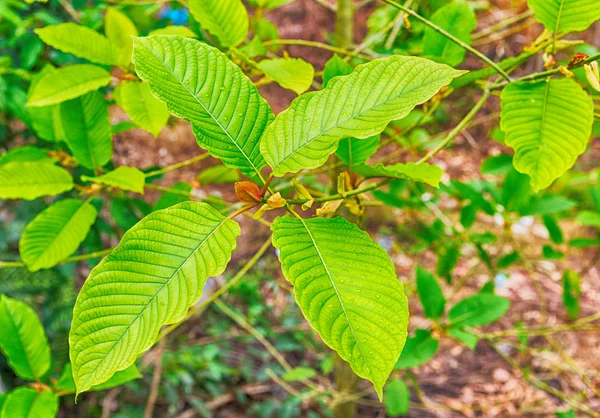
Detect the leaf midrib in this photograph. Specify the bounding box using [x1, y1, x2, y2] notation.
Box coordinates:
[298, 218, 374, 381]
[274, 65, 458, 170]
[138, 40, 263, 181]
[78, 215, 229, 392]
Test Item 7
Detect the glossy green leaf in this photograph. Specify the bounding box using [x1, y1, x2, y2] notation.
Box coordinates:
[0, 161, 73, 200]
[415, 265, 445, 320]
[35, 23, 121, 66]
[271, 216, 408, 399]
[0, 388, 58, 418]
[0, 146, 54, 166]
[55, 363, 142, 394]
[27, 64, 112, 107]
[395, 329, 439, 369]
[449, 293, 510, 327]
[384, 379, 409, 417]
[27, 65, 62, 142]
[528, 0, 600, 33]
[60, 91, 112, 170]
[133, 36, 273, 181]
[423, 1, 476, 66]
[500, 78, 594, 191]
[322, 54, 353, 87]
[188, 0, 248, 47]
[257, 57, 315, 95]
[19, 199, 98, 272]
[352, 162, 443, 187]
[261, 56, 465, 176]
[563, 269, 581, 320]
[114, 81, 170, 137]
[105, 7, 138, 66]
[336, 136, 379, 166]
[81, 166, 145, 194]
[0, 296, 51, 380]
[70, 202, 240, 394]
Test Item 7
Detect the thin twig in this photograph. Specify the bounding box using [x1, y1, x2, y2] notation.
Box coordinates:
[143, 339, 165, 418]
[144, 153, 210, 178]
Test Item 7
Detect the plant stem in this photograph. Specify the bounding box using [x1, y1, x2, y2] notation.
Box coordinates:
[144, 153, 210, 178]
[262, 39, 372, 59]
[143, 339, 165, 418]
[417, 89, 490, 164]
[335, 0, 354, 49]
[381, 0, 512, 82]
[0, 248, 113, 269]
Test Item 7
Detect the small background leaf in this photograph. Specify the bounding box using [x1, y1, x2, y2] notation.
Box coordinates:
[82, 166, 145, 194]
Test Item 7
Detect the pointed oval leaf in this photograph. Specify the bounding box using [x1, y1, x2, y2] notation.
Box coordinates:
[19, 199, 98, 272]
[27, 64, 112, 108]
[0, 146, 55, 166]
[257, 57, 315, 95]
[528, 0, 600, 33]
[81, 166, 145, 194]
[335, 136, 379, 165]
[0, 388, 58, 418]
[352, 162, 443, 187]
[35, 23, 121, 66]
[105, 8, 138, 66]
[70, 202, 241, 394]
[449, 293, 510, 327]
[500, 78, 594, 191]
[384, 379, 410, 417]
[133, 36, 273, 181]
[60, 91, 112, 170]
[55, 363, 141, 394]
[323, 54, 353, 87]
[422, 1, 477, 66]
[188, 0, 249, 47]
[271, 216, 408, 399]
[415, 265, 445, 320]
[261, 56, 465, 176]
[0, 161, 73, 200]
[114, 81, 170, 137]
[0, 296, 51, 380]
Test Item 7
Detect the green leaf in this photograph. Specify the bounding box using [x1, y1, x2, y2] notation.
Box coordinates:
[415, 265, 445, 320]
[27, 65, 63, 142]
[500, 78, 594, 191]
[336, 136, 379, 166]
[148, 26, 198, 38]
[395, 329, 439, 369]
[133, 36, 273, 181]
[35, 23, 121, 66]
[271, 216, 408, 399]
[283, 367, 317, 382]
[105, 7, 138, 66]
[576, 210, 600, 228]
[257, 57, 315, 95]
[497, 251, 519, 269]
[480, 154, 513, 175]
[55, 363, 142, 394]
[423, 1, 477, 66]
[188, 0, 249, 47]
[27, 64, 112, 107]
[81, 166, 145, 194]
[0, 388, 58, 418]
[384, 379, 409, 417]
[261, 56, 465, 176]
[0, 161, 73, 200]
[542, 244, 564, 259]
[447, 326, 478, 349]
[0, 268, 64, 297]
[0, 296, 51, 380]
[19, 199, 98, 272]
[153, 182, 192, 211]
[522, 195, 576, 216]
[322, 54, 353, 88]
[197, 165, 241, 185]
[449, 293, 510, 327]
[562, 269, 581, 320]
[352, 163, 443, 187]
[70, 202, 240, 394]
[0, 146, 55, 166]
[114, 81, 170, 137]
[528, 0, 600, 33]
[60, 91, 112, 170]
[543, 215, 564, 244]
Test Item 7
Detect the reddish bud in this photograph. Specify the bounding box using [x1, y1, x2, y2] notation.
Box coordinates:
[235, 181, 262, 203]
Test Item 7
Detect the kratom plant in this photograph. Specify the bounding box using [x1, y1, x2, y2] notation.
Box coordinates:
[0, 0, 599, 416]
